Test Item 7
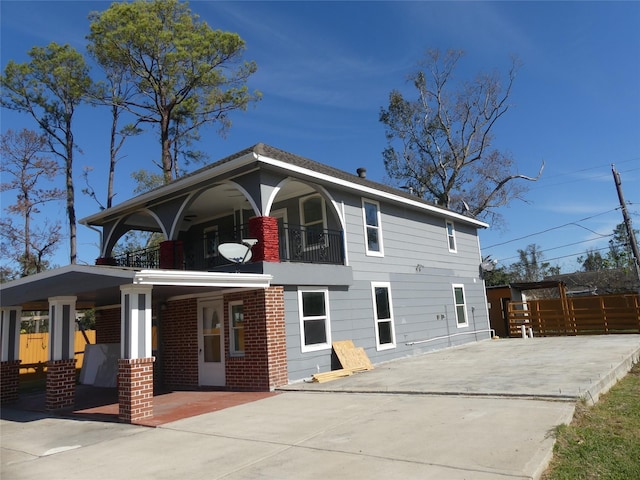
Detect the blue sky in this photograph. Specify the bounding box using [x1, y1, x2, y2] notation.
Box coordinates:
[1, 1, 639, 272]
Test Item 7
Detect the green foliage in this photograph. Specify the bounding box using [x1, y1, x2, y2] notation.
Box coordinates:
[87, 0, 261, 183]
[577, 223, 639, 271]
[483, 266, 513, 287]
[508, 244, 560, 282]
[543, 363, 640, 479]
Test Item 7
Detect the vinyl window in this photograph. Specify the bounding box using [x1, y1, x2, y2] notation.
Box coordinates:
[446, 220, 457, 252]
[229, 301, 244, 355]
[372, 282, 396, 350]
[452, 284, 468, 327]
[298, 288, 331, 352]
[363, 199, 383, 256]
[300, 195, 327, 249]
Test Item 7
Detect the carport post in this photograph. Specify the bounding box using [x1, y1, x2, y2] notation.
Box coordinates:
[118, 284, 155, 424]
[46, 296, 78, 411]
[1, 307, 22, 404]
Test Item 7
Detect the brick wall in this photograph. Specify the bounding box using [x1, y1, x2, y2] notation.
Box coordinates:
[224, 287, 287, 391]
[95, 307, 120, 344]
[46, 359, 76, 411]
[161, 298, 199, 389]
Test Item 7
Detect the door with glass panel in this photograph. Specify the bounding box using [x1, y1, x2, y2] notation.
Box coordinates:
[198, 300, 225, 386]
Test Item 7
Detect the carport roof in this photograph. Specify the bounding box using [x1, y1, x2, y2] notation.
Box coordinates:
[0, 265, 272, 311]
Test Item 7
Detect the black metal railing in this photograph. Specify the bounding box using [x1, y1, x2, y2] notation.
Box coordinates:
[112, 223, 345, 270]
[113, 246, 161, 269]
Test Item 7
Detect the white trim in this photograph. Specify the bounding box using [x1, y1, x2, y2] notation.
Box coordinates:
[271, 208, 289, 260]
[446, 220, 457, 253]
[371, 282, 396, 351]
[133, 270, 272, 288]
[255, 154, 489, 229]
[362, 198, 384, 257]
[452, 284, 469, 328]
[298, 287, 331, 353]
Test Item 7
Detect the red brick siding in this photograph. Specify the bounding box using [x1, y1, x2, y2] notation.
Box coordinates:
[224, 287, 287, 391]
[118, 357, 154, 423]
[161, 298, 199, 389]
[0, 361, 20, 404]
[248, 216, 280, 262]
[46, 359, 76, 411]
[159, 240, 184, 269]
[95, 307, 120, 344]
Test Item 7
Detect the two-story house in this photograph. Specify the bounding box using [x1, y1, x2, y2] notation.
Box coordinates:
[0, 143, 491, 423]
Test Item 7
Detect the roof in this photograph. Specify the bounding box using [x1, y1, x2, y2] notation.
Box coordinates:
[80, 143, 488, 229]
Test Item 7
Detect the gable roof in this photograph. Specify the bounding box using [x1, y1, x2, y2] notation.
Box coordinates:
[81, 143, 488, 229]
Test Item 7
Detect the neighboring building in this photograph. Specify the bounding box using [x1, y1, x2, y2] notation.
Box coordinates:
[1, 143, 491, 422]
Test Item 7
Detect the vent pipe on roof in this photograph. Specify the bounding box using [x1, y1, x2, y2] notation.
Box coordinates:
[357, 167, 367, 178]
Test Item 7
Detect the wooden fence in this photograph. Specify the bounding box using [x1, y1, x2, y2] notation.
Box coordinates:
[19, 330, 96, 373]
[508, 293, 640, 337]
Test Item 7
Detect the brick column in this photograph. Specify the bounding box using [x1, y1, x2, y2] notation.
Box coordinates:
[265, 286, 288, 388]
[119, 285, 154, 423]
[46, 359, 77, 411]
[46, 297, 77, 411]
[1, 307, 22, 404]
[118, 357, 155, 423]
[159, 240, 184, 269]
[248, 216, 280, 262]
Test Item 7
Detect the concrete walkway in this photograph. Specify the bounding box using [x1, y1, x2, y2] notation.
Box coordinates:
[2, 336, 639, 480]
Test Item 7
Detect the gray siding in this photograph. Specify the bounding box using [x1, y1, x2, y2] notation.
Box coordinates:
[283, 187, 490, 383]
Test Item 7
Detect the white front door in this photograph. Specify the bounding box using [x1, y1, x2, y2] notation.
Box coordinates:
[198, 300, 225, 386]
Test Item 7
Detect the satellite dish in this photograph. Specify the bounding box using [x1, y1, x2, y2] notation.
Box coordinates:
[218, 243, 253, 264]
[480, 258, 497, 272]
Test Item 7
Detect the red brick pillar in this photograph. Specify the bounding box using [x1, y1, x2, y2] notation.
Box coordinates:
[159, 240, 184, 269]
[1, 307, 22, 404]
[265, 286, 288, 388]
[1, 361, 21, 404]
[46, 359, 77, 411]
[248, 216, 280, 262]
[96, 257, 117, 266]
[118, 357, 155, 423]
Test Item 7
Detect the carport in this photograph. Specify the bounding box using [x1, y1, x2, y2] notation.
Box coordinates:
[0, 265, 272, 423]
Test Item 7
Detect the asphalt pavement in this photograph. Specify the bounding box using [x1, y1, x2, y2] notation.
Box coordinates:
[2, 335, 639, 480]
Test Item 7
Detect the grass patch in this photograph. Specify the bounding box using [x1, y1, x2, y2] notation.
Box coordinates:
[542, 361, 640, 479]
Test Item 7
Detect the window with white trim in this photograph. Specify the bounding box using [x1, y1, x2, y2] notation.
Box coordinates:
[446, 220, 457, 252]
[452, 284, 468, 327]
[204, 226, 219, 258]
[229, 301, 244, 355]
[298, 288, 331, 352]
[363, 199, 383, 256]
[300, 195, 327, 249]
[371, 282, 396, 350]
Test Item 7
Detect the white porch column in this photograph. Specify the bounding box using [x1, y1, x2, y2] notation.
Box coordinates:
[0, 307, 21, 363]
[1, 307, 22, 404]
[46, 296, 77, 411]
[48, 296, 77, 361]
[120, 285, 153, 359]
[119, 284, 155, 423]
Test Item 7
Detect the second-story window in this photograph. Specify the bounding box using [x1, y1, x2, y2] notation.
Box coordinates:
[204, 226, 219, 258]
[363, 199, 383, 256]
[300, 195, 327, 249]
[446, 220, 457, 252]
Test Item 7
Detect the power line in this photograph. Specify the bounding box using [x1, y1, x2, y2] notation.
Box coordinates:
[483, 209, 619, 249]
[495, 234, 614, 263]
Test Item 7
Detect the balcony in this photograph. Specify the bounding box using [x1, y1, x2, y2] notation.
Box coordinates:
[110, 224, 345, 270]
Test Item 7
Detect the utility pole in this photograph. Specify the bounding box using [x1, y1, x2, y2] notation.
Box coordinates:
[611, 165, 640, 293]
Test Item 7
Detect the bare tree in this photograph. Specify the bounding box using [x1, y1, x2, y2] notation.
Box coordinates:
[380, 49, 543, 225]
[0, 129, 64, 276]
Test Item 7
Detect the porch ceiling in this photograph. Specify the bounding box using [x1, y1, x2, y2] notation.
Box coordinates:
[0, 265, 272, 311]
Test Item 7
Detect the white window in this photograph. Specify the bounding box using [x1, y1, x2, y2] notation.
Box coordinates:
[362, 199, 384, 256]
[229, 301, 244, 355]
[204, 226, 219, 258]
[298, 288, 331, 352]
[300, 195, 327, 249]
[446, 220, 457, 252]
[452, 284, 468, 327]
[371, 282, 396, 350]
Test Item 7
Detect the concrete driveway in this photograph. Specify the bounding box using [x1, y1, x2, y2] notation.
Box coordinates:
[2, 335, 639, 480]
